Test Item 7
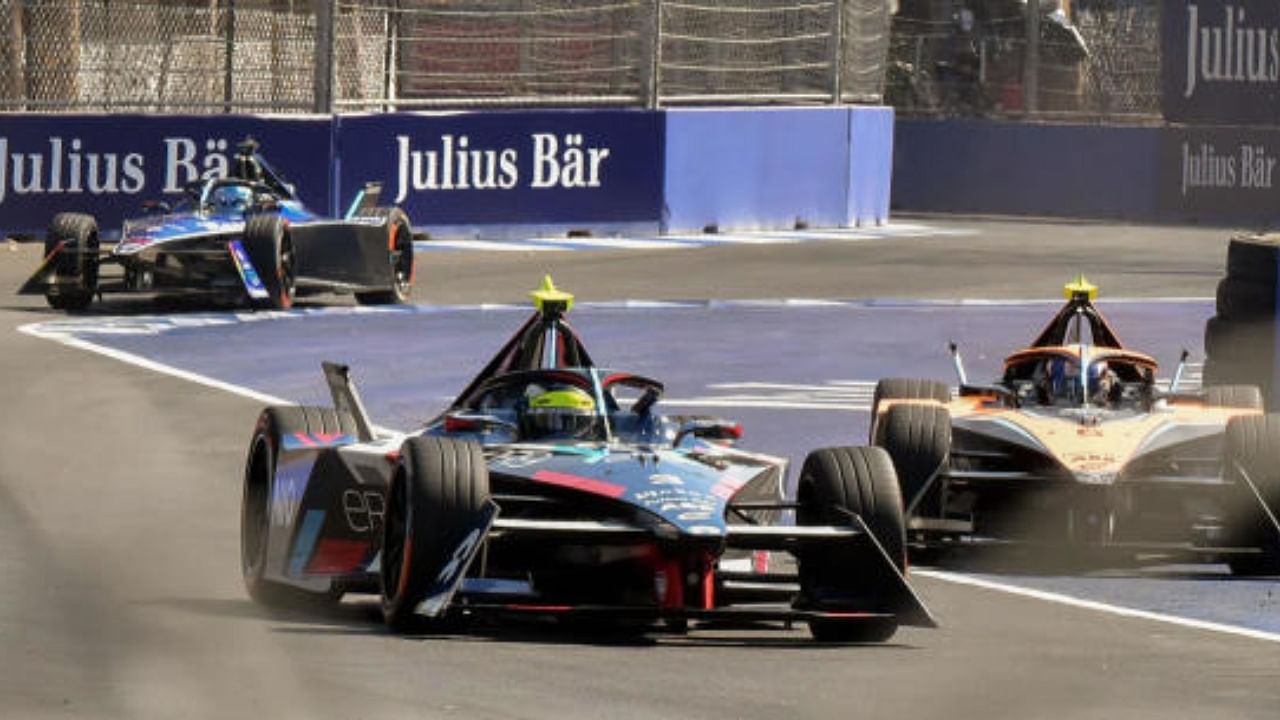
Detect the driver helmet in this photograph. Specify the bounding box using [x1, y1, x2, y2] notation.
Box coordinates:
[521, 385, 597, 440]
[1047, 356, 1080, 403]
[209, 184, 254, 215]
[1087, 360, 1114, 404]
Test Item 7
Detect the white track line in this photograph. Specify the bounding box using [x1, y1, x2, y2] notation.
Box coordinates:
[916, 569, 1280, 644]
[19, 324, 290, 406]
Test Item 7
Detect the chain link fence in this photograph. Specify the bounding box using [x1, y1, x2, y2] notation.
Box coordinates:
[0, 0, 893, 112]
[0, 0, 1160, 120]
[887, 0, 1161, 122]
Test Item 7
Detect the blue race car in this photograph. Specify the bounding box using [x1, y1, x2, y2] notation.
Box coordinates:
[20, 138, 414, 311]
[239, 278, 936, 642]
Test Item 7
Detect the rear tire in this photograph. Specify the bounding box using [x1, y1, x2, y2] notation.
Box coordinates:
[797, 446, 905, 643]
[44, 212, 99, 311]
[355, 207, 414, 306]
[871, 378, 950, 441]
[1216, 277, 1275, 321]
[1223, 415, 1280, 576]
[381, 436, 489, 633]
[243, 213, 295, 310]
[241, 406, 359, 607]
[876, 403, 952, 516]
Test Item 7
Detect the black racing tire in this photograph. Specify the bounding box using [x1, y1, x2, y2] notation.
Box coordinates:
[355, 206, 414, 306]
[797, 446, 905, 643]
[1216, 277, 1276, 322]
[243, 213, 296, 310]
[870, 378, 950, 443]
[242, 405, 360, 607]
[1223, 415, 1280, 576]
[1226, 234, 1280, 286]
[1203, 385, 1264, 410]
[44, 212, 99, 311]
[1202, 356, 1271, 389]
[876, 403, 952, 517]
[1203, 316, 1274, 365]
[381, 436, 489, 633]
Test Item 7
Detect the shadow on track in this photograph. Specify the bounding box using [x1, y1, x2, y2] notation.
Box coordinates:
[144, 596, 924, 650]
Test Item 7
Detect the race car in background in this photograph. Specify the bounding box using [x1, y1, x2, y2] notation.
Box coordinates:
[872, 277, 1280, 574]
[20, 138, 415, 311]
[240, 278, 935, 641]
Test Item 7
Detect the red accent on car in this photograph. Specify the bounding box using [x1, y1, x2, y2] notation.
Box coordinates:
[752, 550, 770, 574]
[384, 450, 401, 465]
[444, 415, 478, 433]
[311, 432, 346, 444]
[658, 558, 684, 609]
[531, 470, 626, 498]
[292, 432, 318, 448]
[701, 556, 715, 610]
[306, 539, 370, 574]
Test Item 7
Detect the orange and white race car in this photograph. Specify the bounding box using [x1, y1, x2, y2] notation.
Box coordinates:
[872, 278, 1280, 574]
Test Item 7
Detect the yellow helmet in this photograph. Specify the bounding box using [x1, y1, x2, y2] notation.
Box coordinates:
[522, 386, 596, 440]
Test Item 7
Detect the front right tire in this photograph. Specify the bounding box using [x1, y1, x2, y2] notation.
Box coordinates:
[797, 446, 906, 643]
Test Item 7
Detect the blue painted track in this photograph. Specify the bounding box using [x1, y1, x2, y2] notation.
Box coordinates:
[28, 297, 1280, 636]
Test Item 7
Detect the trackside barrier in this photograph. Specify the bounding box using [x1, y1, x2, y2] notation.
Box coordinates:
[892, 119, 1163, 220]
[893, 119, 1280, 226]
[662, 106, 893, 233]
[0, 114, 333, 235]
[333, 110, 665, 239]
[0, 107, 895, 239]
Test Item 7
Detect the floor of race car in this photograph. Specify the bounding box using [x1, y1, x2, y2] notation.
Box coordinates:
[20, 298, 1280, 638]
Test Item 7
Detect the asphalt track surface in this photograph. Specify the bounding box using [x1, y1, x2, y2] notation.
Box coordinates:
[2, 217, 1279, 719]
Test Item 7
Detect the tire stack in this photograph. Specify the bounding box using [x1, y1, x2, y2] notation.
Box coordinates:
[1204, 235, 1280, 408]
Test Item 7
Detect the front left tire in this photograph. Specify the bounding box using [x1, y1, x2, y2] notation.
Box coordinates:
[241, 405, 359, 607]
[44, 212, 100, 311]
[243, 213, 295, 310]
[381, 436, 489, 633]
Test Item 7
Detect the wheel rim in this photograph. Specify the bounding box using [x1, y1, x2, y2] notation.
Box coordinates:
[390, 223, 413, 298]
[382, 471, 409, 603]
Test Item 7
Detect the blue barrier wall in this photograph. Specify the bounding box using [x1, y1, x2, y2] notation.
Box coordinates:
[0, 107, 893, 239]
[662, 108, 848, 233]
[662, 106, 893, 233]
[892, 119, 1163, 220]
[847, 106, 894, 226]
[0, 114, 332, 236]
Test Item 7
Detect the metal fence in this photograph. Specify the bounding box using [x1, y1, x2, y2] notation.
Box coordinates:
[0, 0, 1164, 120]
[888, 0, 1162, 123]
[0, 0, 893, 113]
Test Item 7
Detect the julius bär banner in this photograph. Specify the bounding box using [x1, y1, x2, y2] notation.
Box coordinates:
[0, 115, 332, 237]
[333, 110, 664, 227]
[1160, 125, 1280, 220]
[1163, 0, 1280, 125]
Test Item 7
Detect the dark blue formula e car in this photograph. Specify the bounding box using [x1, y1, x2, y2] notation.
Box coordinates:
[20, 139, 414, 311]
[239, 278, 936, 642]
